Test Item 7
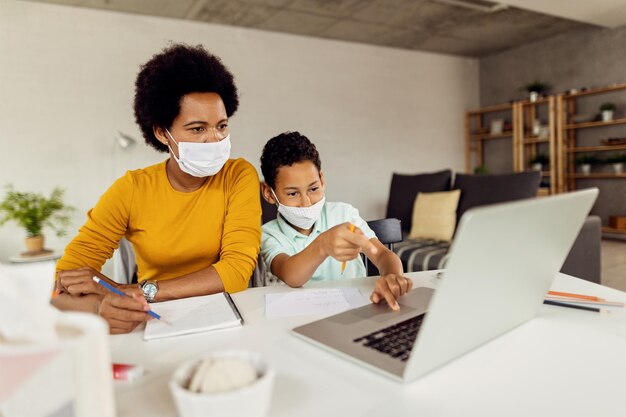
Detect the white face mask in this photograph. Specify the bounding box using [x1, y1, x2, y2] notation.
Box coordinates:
[166, 129, 231, 178]
[271, 189, 325, 230]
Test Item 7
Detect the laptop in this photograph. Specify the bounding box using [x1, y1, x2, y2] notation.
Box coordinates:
[292, 189, 598, 383]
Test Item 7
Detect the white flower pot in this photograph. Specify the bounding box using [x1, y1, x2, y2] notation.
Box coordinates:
[531, 163, 543, 172]
[601, 110, 614, 122]
[612, 163, 624, 174]
[579, 164, 591, 175]
[529, 91, 539, 102]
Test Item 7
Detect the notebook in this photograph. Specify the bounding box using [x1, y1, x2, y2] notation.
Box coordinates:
[292, 189, 598, 382]
[144, 292, 243, 341]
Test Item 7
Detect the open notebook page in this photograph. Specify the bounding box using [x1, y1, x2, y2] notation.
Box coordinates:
[144, 293, 242, 341]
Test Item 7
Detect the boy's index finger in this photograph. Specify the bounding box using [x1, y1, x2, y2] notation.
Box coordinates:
[343, 231, 378, 254]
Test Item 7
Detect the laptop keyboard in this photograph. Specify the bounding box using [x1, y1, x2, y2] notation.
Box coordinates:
[352, 314, 426, 362]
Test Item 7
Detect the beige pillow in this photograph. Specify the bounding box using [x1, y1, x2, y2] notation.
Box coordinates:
[408, 190, 461, 242]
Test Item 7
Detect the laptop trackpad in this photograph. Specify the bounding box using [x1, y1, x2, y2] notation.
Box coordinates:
[329, 303, 417, 324]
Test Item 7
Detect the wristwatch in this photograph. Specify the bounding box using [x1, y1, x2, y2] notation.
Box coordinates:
[140, 280, 159, 303]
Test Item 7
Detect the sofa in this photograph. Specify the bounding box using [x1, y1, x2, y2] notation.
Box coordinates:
[386, 170, 601, 283]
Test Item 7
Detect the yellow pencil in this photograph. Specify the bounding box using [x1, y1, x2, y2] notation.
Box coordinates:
[341, 223, 356, 275]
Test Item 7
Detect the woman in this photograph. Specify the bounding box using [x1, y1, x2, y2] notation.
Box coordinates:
[53, 44, 261, 334]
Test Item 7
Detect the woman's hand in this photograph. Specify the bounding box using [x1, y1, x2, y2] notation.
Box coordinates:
[370, 274, 413, 311]
[97, 286, 150, 334]
[318, 222, 377, 262]
[57, 267, 137, 297]
[57, 267, 113, 296]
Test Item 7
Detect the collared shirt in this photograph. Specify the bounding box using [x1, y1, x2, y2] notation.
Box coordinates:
[261, 201, 376, 282]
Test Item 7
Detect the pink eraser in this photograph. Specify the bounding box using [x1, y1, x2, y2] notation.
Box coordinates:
[112, 363, 144, 382]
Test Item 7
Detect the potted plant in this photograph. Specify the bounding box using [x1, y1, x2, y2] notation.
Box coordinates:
[574, 154, 600, 175]
[473, 165, 489, 175]
[529, 154, 550, 171]
[599, 102, 616, 122]
[522, 81, 550, 102]
[0, 185, 74, 255]
[605, 153, 626, 174]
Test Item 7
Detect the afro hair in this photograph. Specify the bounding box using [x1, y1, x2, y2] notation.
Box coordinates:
[133, 43, 239, 152]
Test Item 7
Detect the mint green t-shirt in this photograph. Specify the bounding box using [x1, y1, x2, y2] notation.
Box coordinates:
[260, 201, 376, 282]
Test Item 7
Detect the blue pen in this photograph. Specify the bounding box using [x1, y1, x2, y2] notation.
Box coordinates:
[92, 276, 162, 320]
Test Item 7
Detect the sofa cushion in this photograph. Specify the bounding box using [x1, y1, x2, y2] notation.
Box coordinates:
[386, 170, 452, 232]
[453, 171, 541, 222]
[408, 190, 460, 242]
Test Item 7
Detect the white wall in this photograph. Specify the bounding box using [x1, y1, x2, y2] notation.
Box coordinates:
[0, 0, 478, 263]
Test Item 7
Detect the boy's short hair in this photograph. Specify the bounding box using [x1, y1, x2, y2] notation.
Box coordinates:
[260, 132, 322, 188]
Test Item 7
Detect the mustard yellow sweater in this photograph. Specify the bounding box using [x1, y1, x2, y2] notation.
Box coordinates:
[56, 159, 261, 293]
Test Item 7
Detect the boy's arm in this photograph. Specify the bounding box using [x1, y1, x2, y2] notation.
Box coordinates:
[270, 223, 377, 287]
[362, 238, 413, 310]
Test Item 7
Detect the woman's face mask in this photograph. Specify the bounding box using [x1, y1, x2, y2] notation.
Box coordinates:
[271, 189, 325, 230]
[165, 128, 230, 178]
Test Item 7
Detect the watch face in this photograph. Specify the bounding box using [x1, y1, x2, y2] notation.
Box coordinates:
[143, 282, 157, 299]
[145, 284, 157, 298]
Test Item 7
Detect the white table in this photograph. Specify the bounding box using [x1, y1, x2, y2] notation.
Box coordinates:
[112, 272, 626, 417]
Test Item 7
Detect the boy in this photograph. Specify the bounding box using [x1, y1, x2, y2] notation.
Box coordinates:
[260, 132, 412, 310]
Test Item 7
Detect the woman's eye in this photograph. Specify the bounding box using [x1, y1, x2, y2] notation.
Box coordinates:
[287, 192, 297, 197]
[190, 127, 204, 132]
[310, 187, 319, 192]
[219, 123, 228, 130]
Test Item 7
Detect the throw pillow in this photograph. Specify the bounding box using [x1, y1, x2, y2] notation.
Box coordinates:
[453, 171, 541, 223]
[386, 170, 452, 233]
[408, 190, 461, 242]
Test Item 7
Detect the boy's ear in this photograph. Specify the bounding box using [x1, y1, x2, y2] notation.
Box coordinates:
[261, 182, 276, 204]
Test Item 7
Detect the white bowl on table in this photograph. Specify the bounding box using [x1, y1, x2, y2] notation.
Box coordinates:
[169, 350, 275, 417]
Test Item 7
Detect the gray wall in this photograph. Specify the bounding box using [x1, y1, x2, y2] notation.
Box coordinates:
[479, 25, 626, 229]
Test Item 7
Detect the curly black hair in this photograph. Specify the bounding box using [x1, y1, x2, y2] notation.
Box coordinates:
[260, 131, 322, 188]
[133, 43, 239, 152]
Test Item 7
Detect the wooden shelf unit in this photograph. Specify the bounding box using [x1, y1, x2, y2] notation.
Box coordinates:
[558, 83, 626, 191]
[557, 83, 626, 237]
[514, 97, 558, 194]
[465, 103, 515, 173]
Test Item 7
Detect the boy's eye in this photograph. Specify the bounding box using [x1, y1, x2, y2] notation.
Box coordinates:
[286, 192, 298, 197]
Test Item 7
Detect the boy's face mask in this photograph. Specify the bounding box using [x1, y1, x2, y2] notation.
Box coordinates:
[165, 128, 230, 178]
[271, 189, 325, 230]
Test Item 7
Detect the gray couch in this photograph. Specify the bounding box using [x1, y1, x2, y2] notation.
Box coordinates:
[386, 170, 601, 283]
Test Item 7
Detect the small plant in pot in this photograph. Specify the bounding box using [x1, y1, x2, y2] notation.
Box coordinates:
[0, 185, 74, 255]
[599, 102, 616, 122]
[605, 153, 626, 174]
[522, 81, 550, 102]
[574, 154, 600, 175]
[529, 154, 550, 172]
[473, 165, 489, 175]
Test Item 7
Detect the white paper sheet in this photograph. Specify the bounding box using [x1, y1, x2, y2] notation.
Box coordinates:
[265, 288, 368, 319]
[144, 293, 242, 340]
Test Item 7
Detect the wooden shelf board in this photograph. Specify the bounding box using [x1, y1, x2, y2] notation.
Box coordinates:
[520, 97, 551, 106]
[523, 137, 550, 144]
[564, 83, 626, 98]
[567, 144, 626, 153]
[471, 132, 513, 140]
[467, 103, 513, 115]
[602, 227, 626, 235]
[569, 173, 626, 179]
[566, 118, 626, 130]
[536, 188, 550, 196]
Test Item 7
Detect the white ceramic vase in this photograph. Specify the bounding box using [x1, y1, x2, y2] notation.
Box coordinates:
[601, 110, 614, 122]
